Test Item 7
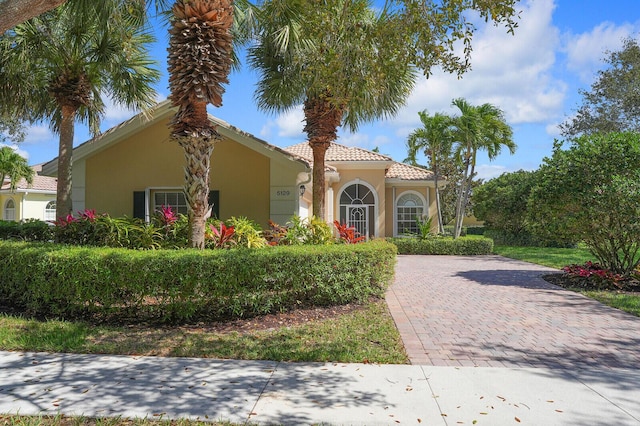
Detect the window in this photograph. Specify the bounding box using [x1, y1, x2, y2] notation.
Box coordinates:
[44, 201, 56, 221]
[4, 199, 15, 221]
[338, 182, 376, 239]
[153, 191, 188, 216]
[396, 192, 425, 236]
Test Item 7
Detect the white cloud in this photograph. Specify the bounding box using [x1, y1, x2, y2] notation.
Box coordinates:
[474, 164, 510, 180]
[563, 22, 639, 83]
[389, 0, 565, 129]
[260, 106, 305, 140]
[23, 125, 55, 145]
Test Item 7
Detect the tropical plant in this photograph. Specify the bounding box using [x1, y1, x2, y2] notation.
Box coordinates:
[529, 133, 640, 276]
[226, 216, 267, 248]
[0, 1, 159, 219]
[405, 111, 453, 233]
[249, 0, 415, 220]
[449, 98, 515, 238]
[166, 0, 235, 249]
[334, 220, 366, 244]
[205, 221, 236, 249]
[415, 215, 435, 240]
[0, 146, 33, 191]
[262, 219, 289, 246]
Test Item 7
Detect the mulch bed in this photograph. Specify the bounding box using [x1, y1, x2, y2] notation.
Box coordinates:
[542, 273, 640, 294]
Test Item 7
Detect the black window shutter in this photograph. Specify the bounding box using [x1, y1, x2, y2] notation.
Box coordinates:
[208, 190, 219, 219]
[133, 191, 145, 219]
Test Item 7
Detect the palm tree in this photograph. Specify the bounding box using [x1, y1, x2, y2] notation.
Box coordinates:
[0, 1, 159, 219]
[0, 146, 33, 191]
[450, 98, 515, 238]
[249, 0, 415, 220]
[166, 0, 235, 249]
[405, 111, 453, 234]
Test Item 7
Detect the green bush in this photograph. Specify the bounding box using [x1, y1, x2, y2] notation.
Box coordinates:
[483, 229, 576, 248]
[388, 236, 493, 255]
[0, 240, 396, 324]
[466, 226, 485, 236]
[0, 219, 53, 241]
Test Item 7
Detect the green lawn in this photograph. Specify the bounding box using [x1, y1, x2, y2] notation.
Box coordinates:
[494, 245, 593, 269]
[494, 245, 640, 317]
[0, 300, 407, 364]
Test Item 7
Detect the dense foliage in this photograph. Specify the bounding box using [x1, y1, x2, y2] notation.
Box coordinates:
[387, 236, 493, 255]
[528, 133, 640, 275]
[560, 38, 640, 138]
[0, 239, 397, 324]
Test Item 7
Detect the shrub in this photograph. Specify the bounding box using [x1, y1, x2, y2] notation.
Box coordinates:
[0, 240, 397, 324]
[226, 216, 267, 248]
[280, 215, 335, 245]
[388, 236, 493, 255]
[562, 261, 624, 290]
[0, 219, 53, 241]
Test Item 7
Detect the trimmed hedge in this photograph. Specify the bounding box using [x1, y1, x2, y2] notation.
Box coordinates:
[0, 240, 396, 324]
[388, 236, 494, 255]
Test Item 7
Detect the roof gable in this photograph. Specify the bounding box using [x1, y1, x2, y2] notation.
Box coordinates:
[284, 142, 434, 182]
[42, 101, 309, 176]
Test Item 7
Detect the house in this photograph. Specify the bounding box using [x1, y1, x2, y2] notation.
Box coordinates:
[42, 101, 442, 237]
[0, 164, 57, 222]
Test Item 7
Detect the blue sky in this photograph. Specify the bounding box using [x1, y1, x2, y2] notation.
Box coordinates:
[11, 0, 640, 180]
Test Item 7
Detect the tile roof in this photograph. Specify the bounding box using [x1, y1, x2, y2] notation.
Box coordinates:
[1, 164, 57, 192]
[284, 142, 434, 181]
[286, 142, 393, 162]
[386, 162, 434, 181]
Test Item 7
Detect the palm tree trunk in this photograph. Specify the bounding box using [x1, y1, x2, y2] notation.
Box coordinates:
[454, 152, 471, 239]
[174, 101, 218, 249]
[56, 104, 75, 219]
[310, 139, 329, 219]
[303, 94, 343, 221]
[433, 161, 444, 234]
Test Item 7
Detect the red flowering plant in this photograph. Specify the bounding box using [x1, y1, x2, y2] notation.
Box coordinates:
[205, 222, 237, 249]
[334, 220, 366, 244]
[562, 261, 625, 290]
[54, 209, 103, 245]
[156, 205, 178, 227]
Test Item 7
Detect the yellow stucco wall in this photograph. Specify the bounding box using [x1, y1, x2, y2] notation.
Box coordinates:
[84, 118, 271, 226]
[384, 186, 436, 237]
[330, 168, 387, 237]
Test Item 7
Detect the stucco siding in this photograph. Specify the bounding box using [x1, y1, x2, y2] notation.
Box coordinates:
[83, 118, 272, 226]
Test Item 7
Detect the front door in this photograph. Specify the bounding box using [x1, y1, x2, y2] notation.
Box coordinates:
[346, 205, 369, 239]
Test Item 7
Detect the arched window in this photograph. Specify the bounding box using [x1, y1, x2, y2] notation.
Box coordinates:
[338, 182, 376, 238]
[44, 201, 56, 221]
[4, 199, 15, 221]
[396, 192, 426, 236]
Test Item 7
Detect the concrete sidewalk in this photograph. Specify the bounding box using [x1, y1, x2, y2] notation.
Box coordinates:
[1, 351, 639, 425]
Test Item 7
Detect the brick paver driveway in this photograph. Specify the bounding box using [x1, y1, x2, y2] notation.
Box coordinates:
[386, 255, 640, 368]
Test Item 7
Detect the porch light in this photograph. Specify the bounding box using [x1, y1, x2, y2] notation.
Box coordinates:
[299, 184, 306, 197]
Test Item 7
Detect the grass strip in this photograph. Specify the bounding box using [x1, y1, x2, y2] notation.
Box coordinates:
[493, 245, 593, 269]
[0, 300, 407, 364]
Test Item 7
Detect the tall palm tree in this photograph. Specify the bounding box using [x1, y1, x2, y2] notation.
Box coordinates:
[0, 146, 33, 191]
[450, 98, 515, 238]
[405, 111, 453, 234]
[249, 0, 415, 220]
[166, 0, 234, 248]
[0, 1, 159, 219]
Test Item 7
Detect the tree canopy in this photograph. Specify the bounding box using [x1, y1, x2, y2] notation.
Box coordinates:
[529, 133, 640, 275]
[0, 146, 33, 191]
[560, 37, 640, 138]
[0, 1, 159, 218]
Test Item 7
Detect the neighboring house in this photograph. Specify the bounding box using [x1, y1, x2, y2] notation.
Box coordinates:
[0, 164, 57, 222]
[42, 101, 442, 237]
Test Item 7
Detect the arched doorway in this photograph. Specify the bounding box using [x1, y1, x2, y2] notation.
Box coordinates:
[338, 181, 377, 238]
